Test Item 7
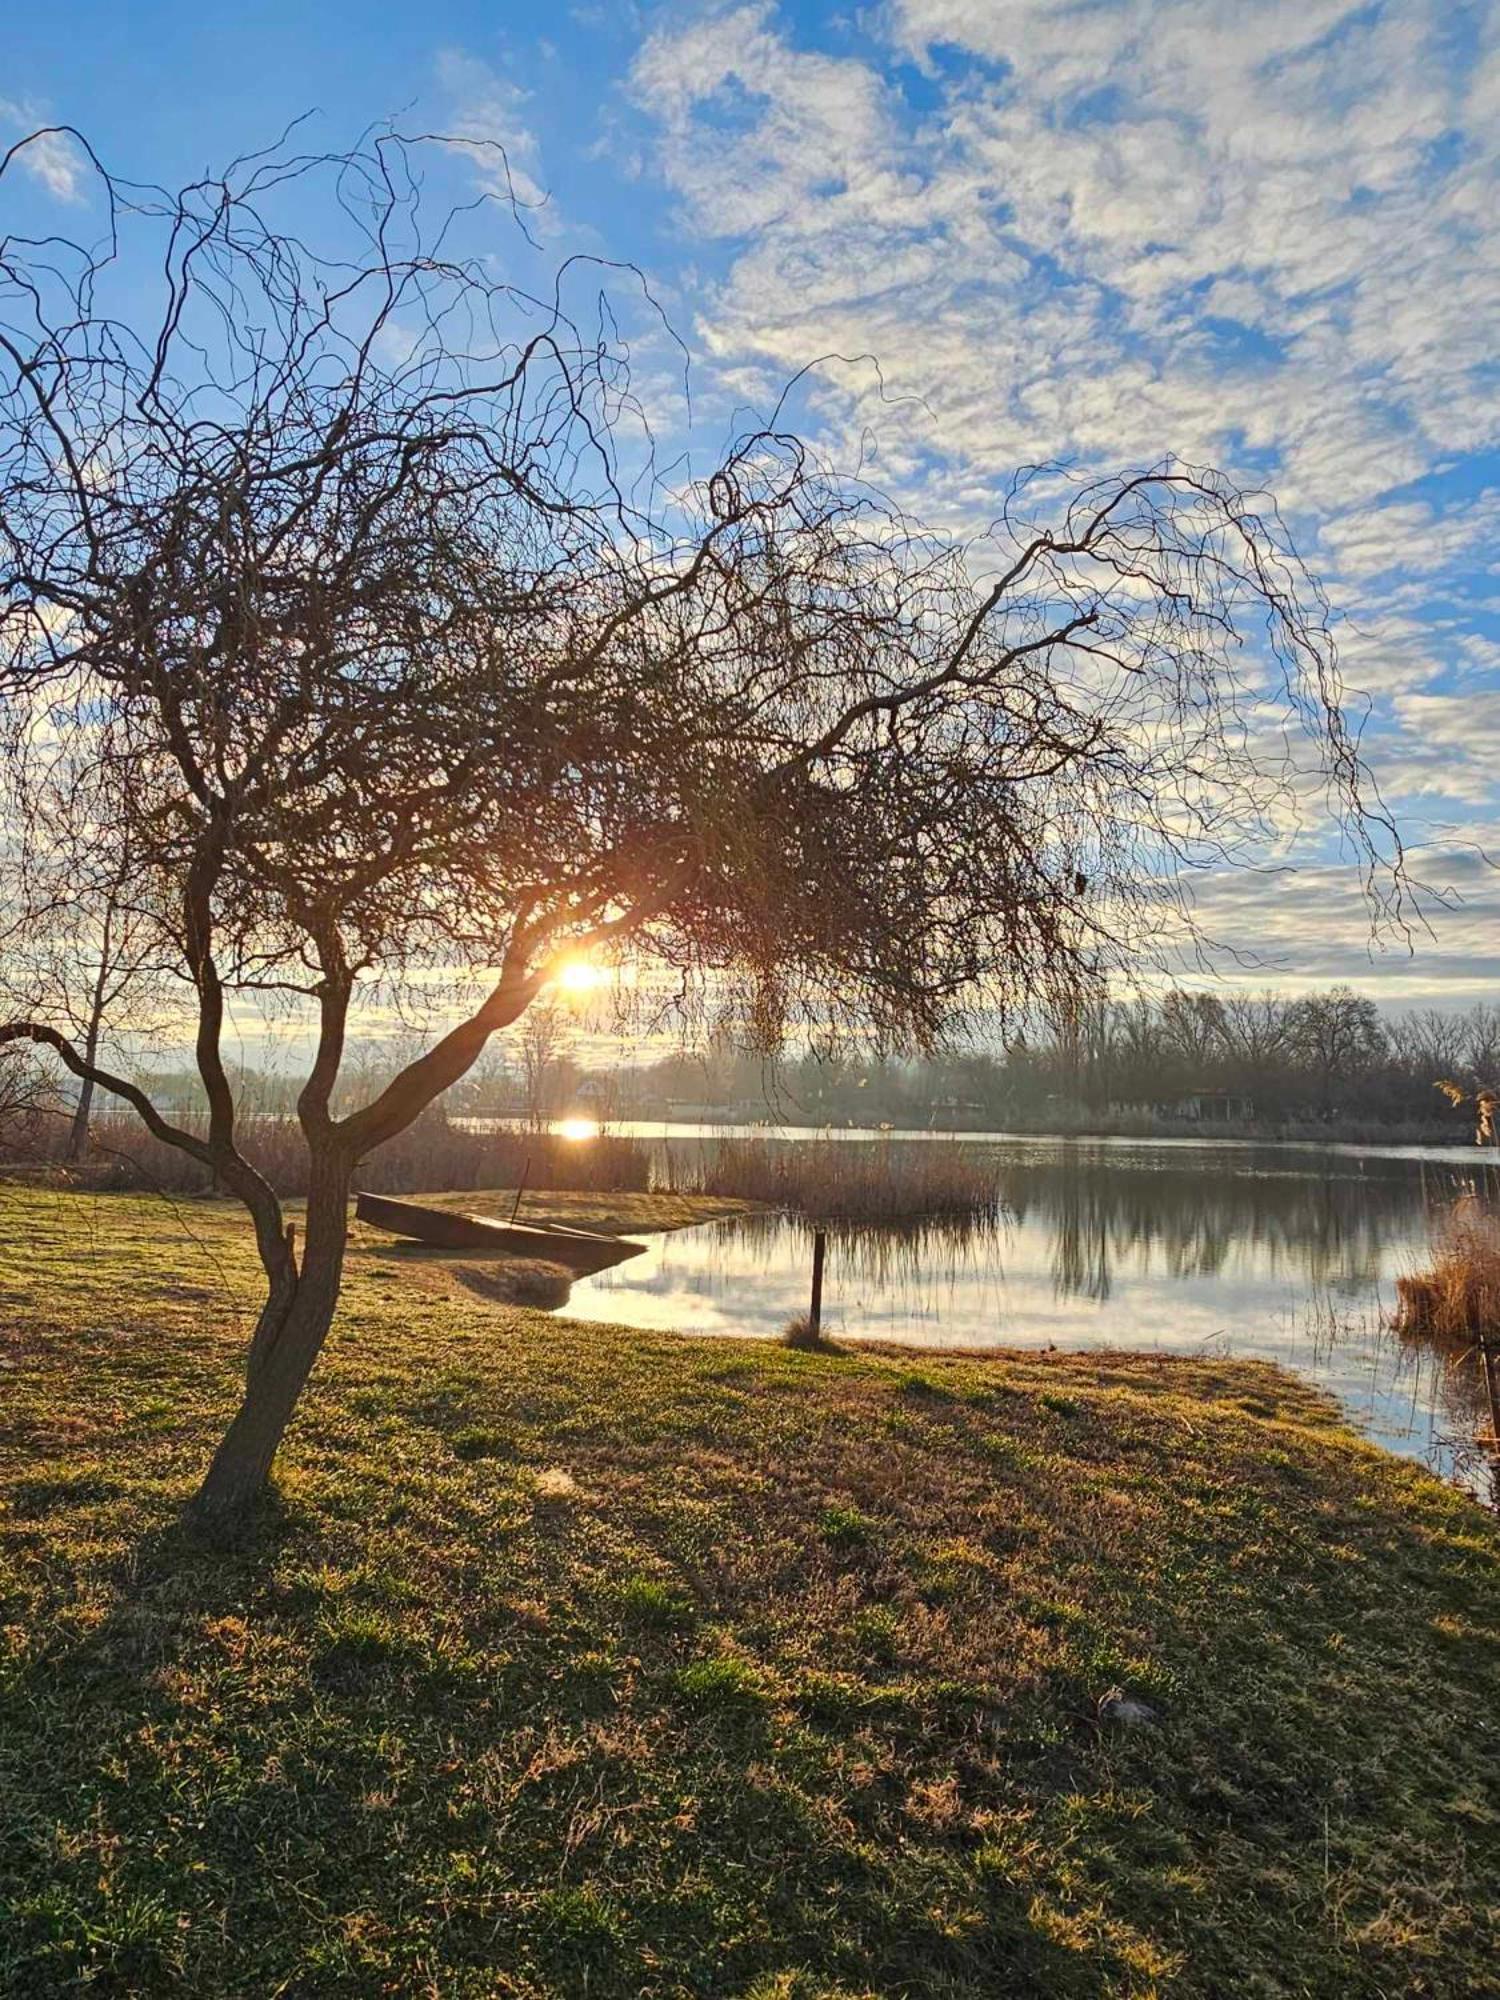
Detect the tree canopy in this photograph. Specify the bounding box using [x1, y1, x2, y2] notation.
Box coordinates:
[0, 127, 1403, 1518]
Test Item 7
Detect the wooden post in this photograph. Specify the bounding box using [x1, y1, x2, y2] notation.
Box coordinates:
[510, 1154, 531, 1224]
[809, 1229, 826, 1335]
[1479, 1328, 1500, 1450]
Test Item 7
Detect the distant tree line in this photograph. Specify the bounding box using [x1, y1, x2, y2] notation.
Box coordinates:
[8, 984, 1490, 1149]
[537, 986, 1500, 1140]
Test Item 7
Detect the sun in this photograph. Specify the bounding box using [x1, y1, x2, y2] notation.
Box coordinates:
[555, 955, 605, 995]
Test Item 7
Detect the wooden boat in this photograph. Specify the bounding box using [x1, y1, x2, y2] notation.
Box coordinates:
[354, 1192, 644, 1270]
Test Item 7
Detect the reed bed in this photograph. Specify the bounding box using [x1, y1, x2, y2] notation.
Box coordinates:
[28, 1111, 651, 1199]
[671, 1136, 1002, 1227]
[1393, 1198, 1500, 1343]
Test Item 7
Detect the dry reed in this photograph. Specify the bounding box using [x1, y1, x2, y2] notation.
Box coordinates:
[676, 1137, 1001, 1226]
[1393, 1198, 1500, 1343]
[47, 1111, 651, 1199]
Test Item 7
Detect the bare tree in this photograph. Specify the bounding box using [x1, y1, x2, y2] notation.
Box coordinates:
[0, 689, 174, 1156]
[1221, 990, 1295, 1070]
[1113, 994, 1169, 1074]
[0, 1040, 57, 1153]
[1159, 989, 1229, 1068]
[1287, 986, 1388, 1115]
[3, 854, 165, 1160]
[0, 129, 1401, 1523]
[514, 1001, 573, 1132]
[1389, 1006, 1469, 1080]
[1461, 1004, 1500, 1081]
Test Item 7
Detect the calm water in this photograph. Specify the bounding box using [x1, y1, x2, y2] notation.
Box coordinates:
[557, 1130, 1500, 1493]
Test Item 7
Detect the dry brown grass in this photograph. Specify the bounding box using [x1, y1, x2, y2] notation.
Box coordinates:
[781, 1311, 840, 1352]
[678, 1136, 1001, 1226]
[38, 1110, 653, 1199]
[1395, 1198, 1500, 1342]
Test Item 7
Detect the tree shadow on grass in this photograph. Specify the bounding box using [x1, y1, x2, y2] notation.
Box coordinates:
[8, 1376, 1498, 1999]
[0, 1485, 1133, 1998]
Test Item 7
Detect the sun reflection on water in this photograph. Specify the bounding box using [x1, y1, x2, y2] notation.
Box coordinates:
[556, 1115, 600, 1143]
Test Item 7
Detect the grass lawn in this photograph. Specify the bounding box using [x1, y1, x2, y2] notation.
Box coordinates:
[1, 1180, 1497, 1997]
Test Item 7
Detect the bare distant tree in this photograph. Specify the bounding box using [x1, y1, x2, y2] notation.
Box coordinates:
[1159, 990, 1229, 1068]
[0, 705, 174, 1155]
[3, 854, 165, 1159]
[510, 1001, 573, 1130]
[0, 1041, 56, 1152]
[1389, 1007, 1469, 1079]
[0, 129, 1402, 1524]
[1287, 986, 1388, 1115]
[1113, 994, 1169, 1073]
[1220, 990, 1295, 1070]
[1461, 1004, 1500, 1081]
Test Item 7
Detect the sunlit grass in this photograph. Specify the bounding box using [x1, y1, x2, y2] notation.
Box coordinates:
[1, 1181, 1497, 1996]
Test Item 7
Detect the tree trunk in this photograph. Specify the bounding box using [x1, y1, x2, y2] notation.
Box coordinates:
[64, 1011, 103, 1162]
[66, 915, 115, 1163]
[189, 1157, 351, 1526]
[65, 1069, 96, 1162]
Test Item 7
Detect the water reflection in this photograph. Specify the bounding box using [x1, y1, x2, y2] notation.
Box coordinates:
[996, 1147, 1466, 1300]
[560, 1137, 1500, 1494]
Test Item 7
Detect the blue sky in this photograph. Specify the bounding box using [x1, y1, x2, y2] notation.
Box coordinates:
[7, 0, 1500, 1009]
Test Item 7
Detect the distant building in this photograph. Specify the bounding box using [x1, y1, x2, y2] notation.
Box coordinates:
[1172, 1092, 1254, 1121]
[929, 1095, 991, 1129]
[1111, 1091, 1255, 1122]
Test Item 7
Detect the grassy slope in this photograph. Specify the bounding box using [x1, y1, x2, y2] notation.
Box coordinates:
[0, 1184, 1497, 1999]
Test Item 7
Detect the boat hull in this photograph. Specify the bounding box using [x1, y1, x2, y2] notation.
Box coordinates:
[354, 1193, 644, 1270]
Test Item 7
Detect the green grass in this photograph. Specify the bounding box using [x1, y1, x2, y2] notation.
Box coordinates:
[0, 1182, 1498, 1997]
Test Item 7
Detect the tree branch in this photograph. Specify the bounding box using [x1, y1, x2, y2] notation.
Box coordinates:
[0, 1020, 212, 1163]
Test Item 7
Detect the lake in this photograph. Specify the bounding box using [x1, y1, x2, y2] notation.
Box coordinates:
[555, 1128, 1500, 1494]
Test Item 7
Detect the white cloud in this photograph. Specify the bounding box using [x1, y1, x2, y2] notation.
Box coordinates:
[435, 49, 550, 214]
[630, 2, 1500, 514]
[1321, 492, 1500, 584]
[626, 0, 1500, 930]
[0, 102, 87, 204]
[1387, 693, 1500, 806]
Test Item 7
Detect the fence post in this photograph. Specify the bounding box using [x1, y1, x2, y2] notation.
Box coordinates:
[1479, 1328, 1500, 1450]
[809, 1229, 826, 1334]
